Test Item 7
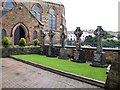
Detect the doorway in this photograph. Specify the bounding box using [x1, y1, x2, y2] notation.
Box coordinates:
[14, 26, 25, 45]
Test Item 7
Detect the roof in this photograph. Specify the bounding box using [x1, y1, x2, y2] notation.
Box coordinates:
[41, 0, 62, 5]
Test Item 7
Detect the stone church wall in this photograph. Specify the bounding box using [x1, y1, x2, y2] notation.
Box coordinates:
[0, 0, 66, 45]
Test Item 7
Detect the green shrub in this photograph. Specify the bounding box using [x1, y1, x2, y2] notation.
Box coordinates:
[12, 45, 20, 48]
[2, 37, 10, 48]
[19, 38, 26, 46]
[33, 38, 39, 46]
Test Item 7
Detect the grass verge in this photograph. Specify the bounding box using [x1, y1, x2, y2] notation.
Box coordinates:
[12, 54, 107, 82]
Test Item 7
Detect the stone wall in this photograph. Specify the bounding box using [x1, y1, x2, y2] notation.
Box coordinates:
[105, 51, 120, 90]
[1, 47, 41, 57]
[1, 45, 119, 64]
[43, 45, 119, 64]
[54, 45, 119, 64]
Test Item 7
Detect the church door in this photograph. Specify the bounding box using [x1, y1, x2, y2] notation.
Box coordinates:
[14, 26, 25, 45]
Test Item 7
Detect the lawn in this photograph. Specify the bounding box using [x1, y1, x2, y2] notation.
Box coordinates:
[12, 54, 107, 82]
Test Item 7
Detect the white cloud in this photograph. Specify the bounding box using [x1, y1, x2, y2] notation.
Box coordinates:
[61, 0, 119, 32]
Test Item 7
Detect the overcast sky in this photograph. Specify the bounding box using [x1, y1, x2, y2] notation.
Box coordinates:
[60, 0, 119, 32]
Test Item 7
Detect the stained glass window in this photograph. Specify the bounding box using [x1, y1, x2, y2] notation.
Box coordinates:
[4, 0, 14, 8]
[33, 31, 37, 40]
[2, 29, 6, 39]
[49, 8, 56, 30]
[32, 4, 41, 21]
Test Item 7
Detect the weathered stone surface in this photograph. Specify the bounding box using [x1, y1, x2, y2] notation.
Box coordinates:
[91, 26, 107, 67]
[105, 51, 120, 90]
[59, 26, 68, 59]
[72, 27, 85, 63]
[0, 1, 66, 45]
[1, 47, 41, 57]
[59, 48, 68, 59]
[47, 30, 56, 57]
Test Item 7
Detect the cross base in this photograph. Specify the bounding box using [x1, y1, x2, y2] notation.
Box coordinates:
[40, 46, 46, 55]
[46, 46, 57, 57]
[58, 48, 68, 60]
[90, 52, 107, 67]
[71, 49, 86, 63]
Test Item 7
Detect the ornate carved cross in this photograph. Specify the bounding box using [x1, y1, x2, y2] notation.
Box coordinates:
[94, 26, 106, 53]
[74, 27, 83, 50]
[49, 30, 55, 47]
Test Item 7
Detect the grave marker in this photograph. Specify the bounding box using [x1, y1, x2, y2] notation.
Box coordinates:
[90, 26, 107, 67]
[72, 27, 86, 63]
[59, 25, 68, 59]
[40, 29, 46, 54]
[47, 30, 56, 57]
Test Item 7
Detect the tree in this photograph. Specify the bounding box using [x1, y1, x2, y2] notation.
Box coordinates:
[104, 31, 113, 39]
[82, 35, 96, 47]
[102, 39, 119, 48]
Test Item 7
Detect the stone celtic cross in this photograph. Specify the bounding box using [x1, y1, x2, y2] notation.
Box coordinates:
[61, 31, 66, 48]
[41, 30, 46, 38]
[49, 30, 55, 47]
[74, 27, 83, 39]
[74, 27, 83, 50]
[40, 30, 46, 47]
[94, 26, 106, 53]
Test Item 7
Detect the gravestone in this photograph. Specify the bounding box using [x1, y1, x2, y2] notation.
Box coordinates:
[47, 30, 56, 57]
[59, 26, 68, 59]
[40, 30, 46, 55]
[90, 26, 107, 67]
[71, 27, 86, 63]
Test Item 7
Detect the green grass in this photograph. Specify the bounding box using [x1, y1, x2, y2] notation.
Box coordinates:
[12, 54, 107, 82]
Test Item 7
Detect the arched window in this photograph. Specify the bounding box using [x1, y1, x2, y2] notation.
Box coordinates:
[3, 0, 15, 9]
[33, 31, 37, 40]
[32, 4, 42, 21]
[2, 29, 6, 39]
[49, 7, 56, 30]
[2, 0, 15, 15]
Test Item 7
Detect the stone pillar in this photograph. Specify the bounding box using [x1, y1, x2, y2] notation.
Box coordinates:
[47, 30, 56, 57]
[59, 24, 68, 60]
[71, 27, 86, 63]
[40, 29, 46, 55]
[90, 26, 107, 67]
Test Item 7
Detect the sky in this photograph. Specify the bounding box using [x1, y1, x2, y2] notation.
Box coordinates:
[60, 0, 119, 32]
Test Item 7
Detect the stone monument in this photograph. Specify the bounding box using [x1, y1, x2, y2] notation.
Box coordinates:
[90, 26, 107, 67]
[40, 29, 46, 55]
[59, 24, 68, 59]
[71, 27, 86, 63]
[47, 30, 56, 57]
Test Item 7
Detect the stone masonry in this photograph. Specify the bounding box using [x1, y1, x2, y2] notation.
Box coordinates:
[105, 51, 120, 90]
[0, 0, 66, 45]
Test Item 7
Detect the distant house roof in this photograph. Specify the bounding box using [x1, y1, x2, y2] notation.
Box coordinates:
[41, 0, 62, 5]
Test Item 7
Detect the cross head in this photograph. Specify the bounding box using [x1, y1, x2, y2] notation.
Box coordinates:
[94, 26, 106, 37]
[74, 27, 83, 38]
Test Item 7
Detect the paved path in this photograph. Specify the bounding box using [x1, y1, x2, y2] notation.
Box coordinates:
[2, 58, 104, 88]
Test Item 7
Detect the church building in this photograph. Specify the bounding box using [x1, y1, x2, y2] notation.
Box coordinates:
[0, 0, 66, 45]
